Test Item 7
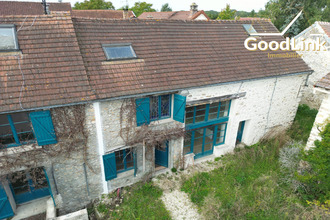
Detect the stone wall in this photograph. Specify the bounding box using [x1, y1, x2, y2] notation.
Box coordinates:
[306, 90, 330, 150]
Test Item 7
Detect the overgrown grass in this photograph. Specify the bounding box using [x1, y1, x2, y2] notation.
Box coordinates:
[109, 182, 171, 219]
[181, 105, 327, 219]
[182, 139, 327, 219]
[288, 104, 318, 143]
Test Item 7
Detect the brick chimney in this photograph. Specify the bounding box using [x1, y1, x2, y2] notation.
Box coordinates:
[189, 2, 198, 18]
[123, 9, 129, 19]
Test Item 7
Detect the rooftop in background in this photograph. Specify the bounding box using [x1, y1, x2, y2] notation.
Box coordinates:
[318, 21, 330, 37]
[239, 17, 271, 21]
[315, 73, 330, 90]
[72, 10, 135, 19]
[139, 3, 210, 21]
[0, 1, 71, 15]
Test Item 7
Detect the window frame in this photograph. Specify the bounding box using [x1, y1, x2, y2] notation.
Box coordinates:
[150, 94, 172, 122]
[115, 148, 134, 174]
[0, 113, 36, 148]
[102, 43, 137, 61]
[0, 24, 19, 52]
[185, 100, 231, 128]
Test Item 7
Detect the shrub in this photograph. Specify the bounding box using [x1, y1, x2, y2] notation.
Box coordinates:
[297, 123, 330, 203]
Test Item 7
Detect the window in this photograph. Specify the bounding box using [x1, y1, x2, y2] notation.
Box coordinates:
[115, 149, 134, 173]
[242, 24, 257, 34]
[185, 100, 231, 126]
[0, 25, 19, 51]
[215, 123, 227, 145]
[0, 112, 35, 147]
[150, 95, 171, 121]
[102, 44, 137, 60]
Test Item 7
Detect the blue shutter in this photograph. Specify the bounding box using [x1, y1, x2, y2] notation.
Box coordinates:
[30, 110, 57, 146]
[135, 98, 150, 126]
[173, 94, 186, 123]
[43, 168, 56, 207]
[103, 153, 117, 181]
[133, 149, 137, 177]
[0, 183, 14, 219]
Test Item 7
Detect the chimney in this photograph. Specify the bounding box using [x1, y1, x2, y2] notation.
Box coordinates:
[123, 8, 129, 19]
[190, 2, 198, 18]
[42, 0, 50, 15]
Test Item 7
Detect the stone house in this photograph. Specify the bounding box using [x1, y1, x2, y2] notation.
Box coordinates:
[294, 21, 330, 108]
[0, 13, 311, 218]
[139, 3, 210, 21]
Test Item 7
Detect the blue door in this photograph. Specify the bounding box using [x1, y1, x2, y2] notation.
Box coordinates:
[9, 168, 50, 204]
[236, 121, 245, 143]
[193, 126, 215, 159]
[155, 141, 169, 167]
[0, 183, 14, 220]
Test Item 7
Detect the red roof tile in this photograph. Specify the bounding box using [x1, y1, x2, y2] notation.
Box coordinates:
[0, 14, 95, 113]
[318, 21, 330, 37]
[315, 73, 330, 90]
[72, 10, 135, 19]
[0, 1, 72, 15]
[139, 11, 210, 21]
[72, 18, 311, 100]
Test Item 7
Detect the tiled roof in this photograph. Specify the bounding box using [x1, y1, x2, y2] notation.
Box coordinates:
[239, 17, 271, 21]
[315, 73, 330, 90]
[73, 18, 311, 100]
[139, 11, 210, 21]
[0, 1, 72, 15]
[318, 21, 330, 37]
[72, 10, 135, 19]
[0, 14, 95, 113]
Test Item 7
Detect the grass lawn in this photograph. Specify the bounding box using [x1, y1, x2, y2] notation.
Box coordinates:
[94, 182, 171, 220]
[181, 105, 327, 219]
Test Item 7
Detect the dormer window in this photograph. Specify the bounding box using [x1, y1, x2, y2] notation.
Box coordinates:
[0, 24, 19, 51]
[102, 44, 137, 60]
[242, 24, 257, 35]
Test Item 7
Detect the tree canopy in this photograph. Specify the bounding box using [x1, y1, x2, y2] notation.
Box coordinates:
[265, 0, 330, 36]
[217, 4, 236, 20]
[73, 0, 115, 10]
[130, 2, 156, 17]
[161, 3, 172, 12]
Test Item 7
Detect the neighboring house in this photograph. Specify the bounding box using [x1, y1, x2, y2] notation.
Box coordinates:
[0, 1, 72, 15]
[306, 73, 330, 150]
[72, 10, 135, 19]
[294, 21, 330, 108]
[139, 3, 210, 21]
[0, 13, 311, 219]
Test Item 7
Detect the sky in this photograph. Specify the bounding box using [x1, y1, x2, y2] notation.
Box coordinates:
[2, 0, 269, 12]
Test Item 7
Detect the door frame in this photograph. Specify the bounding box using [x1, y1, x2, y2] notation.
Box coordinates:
[155, 141, 169, 168]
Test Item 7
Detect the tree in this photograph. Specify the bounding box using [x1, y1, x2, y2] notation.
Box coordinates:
[205, 10, 219, 20]
[161, 3, 172, 12]
[73, 0, 114, 10]
[217, 4, 236, 20]
[250, 9, 256, 17]
[265, 0, 330, 37]
[130, 2, 156, 17]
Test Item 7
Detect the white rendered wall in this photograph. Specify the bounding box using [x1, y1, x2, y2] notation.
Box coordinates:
[185, 73, 307, 155]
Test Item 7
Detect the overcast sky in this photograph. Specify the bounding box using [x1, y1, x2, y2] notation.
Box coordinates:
[2, 0, 269, 12]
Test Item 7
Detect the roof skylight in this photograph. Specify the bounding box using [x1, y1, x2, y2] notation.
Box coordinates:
[0, 24, 19, 51]
[242, 24, 257, 35]
[102, 44, 137, 60]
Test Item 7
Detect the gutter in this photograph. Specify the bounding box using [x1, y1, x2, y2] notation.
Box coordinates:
[0, 70, 313, 115]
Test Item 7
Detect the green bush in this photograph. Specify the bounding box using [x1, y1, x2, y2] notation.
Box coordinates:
[297, 123, 330, 203]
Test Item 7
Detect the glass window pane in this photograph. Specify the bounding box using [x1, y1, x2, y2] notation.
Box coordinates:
[29, 167, 48, 189]
[9, 171, 29, 195]
[150, 96, 159, 120]
[115, 150, 125, 171]
[208, 103, 219, 120]
[193, 129, 203, 155]
[185, 106, 194, 125]
[160, 95, 170, 117]
[184, 132, 192, 154]
[125, 149, 134, 169]
[104, 45, 136, 60]
[219, 101, 230, 117]
[195, 105, 206, 123]
[216, 123, 227, 144]
[0, 27, 16, 50]
[0, 115, 14, 145]
[204, 127, 214, 152]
